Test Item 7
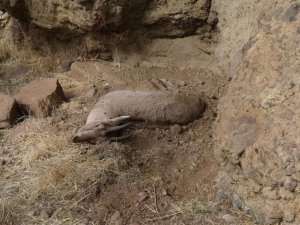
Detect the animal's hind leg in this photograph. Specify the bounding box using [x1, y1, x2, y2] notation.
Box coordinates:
[150, 78, 176, 91]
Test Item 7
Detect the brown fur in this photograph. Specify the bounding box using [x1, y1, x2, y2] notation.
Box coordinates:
[73, 90, 205, 143]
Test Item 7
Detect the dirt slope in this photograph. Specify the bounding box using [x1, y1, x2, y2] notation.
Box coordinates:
[0, 31, 257, 225]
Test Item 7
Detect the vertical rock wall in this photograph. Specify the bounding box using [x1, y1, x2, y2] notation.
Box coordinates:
[214, 0, 300, 224]
[0, 0, 212, 38]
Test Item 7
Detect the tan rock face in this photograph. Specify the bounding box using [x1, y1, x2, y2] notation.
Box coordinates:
[143, 0, 211, 37]
[14, 79, 65, 117]
[215, 0, 300, 224]
[0, 93, 20, 128]
[0, 0, 212, 38]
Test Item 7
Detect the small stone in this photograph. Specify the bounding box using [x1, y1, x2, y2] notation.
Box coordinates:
[214, 191, 228, 202]
[70, 62, 99, 82]
[28, 210, 38, 217]
[232, 194, 243, 209]
[284, 205, 295, 222]
[179, 140, 185, 145]
[94, 205, 110, 221]
[162, 189, 170, 196]
[57, 120, 65, 126]
[108, 211, 123, 225]
[103, 83, 110, 90]
[279, 188, 295, 200]
[0, 159, 6, 165]
[264, 200, 284, 220]
[96, 154, 105, 160]
[292, 173, 300, 182]
[221, 214, 236, 223]
[138, 191, 149, 202]
[178, 81, 186, 86]
[261, 99, 272, 109]
[79, 147, 88, 155]
[14, 79, 65, 117]
[64, 86, 85, 99]
[243, 204, 254, 215]
[169, 124, 182, 135]
[83, 106, 88, 112]
[284, 80, 295, 89]
[152, 176, 163, 183]
[284, 177, 298, 192]
[85, 85, 97, 98]
[262, 187, 280, 200]
[40, 209, 50, 219]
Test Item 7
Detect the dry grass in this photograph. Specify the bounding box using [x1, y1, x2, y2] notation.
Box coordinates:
[0, 121, 124, 225]
[0, 54, 129, 223]
[142, 180, 259, 225]
[171, 200, 257, 225]
[0, 21, 61, 95]
[0, 87, 125, 225]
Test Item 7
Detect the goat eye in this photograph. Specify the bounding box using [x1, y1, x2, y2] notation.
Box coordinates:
[95, 124, 100, 127]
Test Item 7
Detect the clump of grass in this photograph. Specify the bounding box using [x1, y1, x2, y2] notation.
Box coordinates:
[2, 135, 123, 224]
[0, 99, 126, 224]
[0, 199, 14, 224]
[146, 199, 217, 223]
[172, 200, 216, 215]
[0, 21, 60, 86]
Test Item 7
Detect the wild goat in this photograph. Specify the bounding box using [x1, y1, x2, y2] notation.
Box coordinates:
[72, 90, 205, 143]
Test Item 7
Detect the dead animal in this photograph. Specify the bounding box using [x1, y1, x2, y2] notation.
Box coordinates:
[72, 90, 206, 143]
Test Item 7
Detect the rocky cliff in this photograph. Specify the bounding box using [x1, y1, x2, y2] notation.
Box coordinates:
[214, 0, 300, 224]
[0, 0, 213, 38]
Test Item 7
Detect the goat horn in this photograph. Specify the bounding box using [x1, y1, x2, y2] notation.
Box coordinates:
[105, 123, 131, 133]
[102, 115, 131, 126]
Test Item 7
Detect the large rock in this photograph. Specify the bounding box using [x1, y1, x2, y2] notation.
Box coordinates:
[214, 0, 300, 224]
[1, 0, 148, 35]
[0, 93, 19, 128]
[0, 0, 212, 38]
[14, 79, 65, 117]
[143, 0, 211, 37]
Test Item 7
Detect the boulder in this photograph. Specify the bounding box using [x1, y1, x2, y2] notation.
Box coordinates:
[69, 62, 100, 82]
[143, 0, 211, 37]
[214, 0, 300, 224]
[0, 0, 212, 38]
[0, 93, 20, 129]
[14, 79, 65, 117]
[64, 84, 97, 99]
